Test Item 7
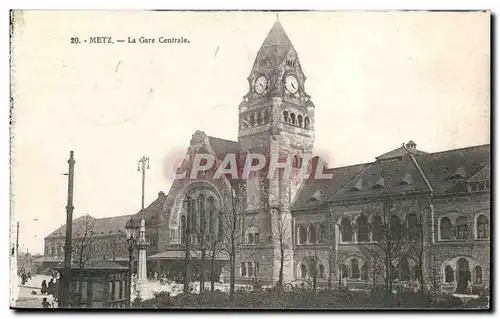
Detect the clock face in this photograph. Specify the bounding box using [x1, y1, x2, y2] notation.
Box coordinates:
[285, 75, 299, 93]
[254, 76, 268, 94]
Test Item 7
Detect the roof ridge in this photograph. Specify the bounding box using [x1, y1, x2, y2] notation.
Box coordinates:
[207, 135, 238, 144]
[409, 154, 434, 194]
[417, 143, 490, 156]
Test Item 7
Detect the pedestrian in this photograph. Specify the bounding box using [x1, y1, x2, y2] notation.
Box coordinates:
[53, 279, 59, 302]
[219, 273, 224, 284]
[48, 278, 54, 296]
[21, 273, 27, 285]
[41, 297, 51, 308]
[27, 271, 32, 280]
[41, 280, 47, 295]
[467, 279, 473, 295]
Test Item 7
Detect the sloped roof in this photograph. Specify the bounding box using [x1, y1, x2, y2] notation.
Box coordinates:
[207, 136, 240, 162]
[468, 164, 490, 182]
[127, 192, 169, 228]
[331, 156, 429, 201]
[293, 163, 370, 209]
[376, 144, 427, 161]
[46, 214, 133, 239]
[412, 144, 490, 195]
[255, 20, 294, 67]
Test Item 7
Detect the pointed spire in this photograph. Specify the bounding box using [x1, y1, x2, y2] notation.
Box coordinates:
[256, 19, 294, 67]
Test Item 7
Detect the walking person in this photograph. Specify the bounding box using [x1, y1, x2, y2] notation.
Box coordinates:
[41, 280, 47, 295]
[41, 297, 51, 308]
[47, 278, 54, 296]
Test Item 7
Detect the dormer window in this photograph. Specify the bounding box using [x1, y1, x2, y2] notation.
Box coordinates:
[372, 178, 385, 189]
[449, 166, 466, 180]
[350, 179, 363, 191]
[311, 190, 321, 201]
[399, 172, 413, 185]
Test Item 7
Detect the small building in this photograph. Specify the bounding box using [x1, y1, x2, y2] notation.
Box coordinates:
[54, 260, 129, 308]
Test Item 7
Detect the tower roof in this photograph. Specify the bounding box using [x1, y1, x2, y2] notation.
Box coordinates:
[256, 20, 294, 67]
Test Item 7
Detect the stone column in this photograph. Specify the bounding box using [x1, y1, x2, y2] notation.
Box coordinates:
[135, 219, 149, 298]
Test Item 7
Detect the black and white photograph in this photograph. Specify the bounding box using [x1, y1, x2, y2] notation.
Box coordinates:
[9, 10, 491, 310]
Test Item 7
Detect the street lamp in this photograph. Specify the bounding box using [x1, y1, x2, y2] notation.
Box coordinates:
[125, 222, 138, 307]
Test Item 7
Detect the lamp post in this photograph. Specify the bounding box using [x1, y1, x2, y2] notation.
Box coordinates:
[137, 156, 150, 211]
[62, 150, 75, 308]
[125, 224, 137, 307]
[136, 156, 150, 291]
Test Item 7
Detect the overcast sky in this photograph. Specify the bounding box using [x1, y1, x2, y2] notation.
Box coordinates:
[11, 11, 490, 254]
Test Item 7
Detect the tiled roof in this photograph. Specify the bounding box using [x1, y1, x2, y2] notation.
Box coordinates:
[208, 136, 240, 160]
[293, 143, 490, 208]
[376, 144, 427, 161]
[412, 144, 490, 195]
[331, 156, 429, 201]
[255, 20, 294, 67]
[293, 163, 370, 209]
[46, 214, 133, 239]
[468, 164, 490, 182]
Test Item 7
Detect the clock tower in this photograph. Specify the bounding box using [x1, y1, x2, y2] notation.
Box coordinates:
[237, 19, 316, 285]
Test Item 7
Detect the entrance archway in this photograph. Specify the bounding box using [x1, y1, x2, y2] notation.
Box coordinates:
[456, 258, 470, 293]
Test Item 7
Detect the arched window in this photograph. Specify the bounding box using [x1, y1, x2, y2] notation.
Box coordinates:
[440, 217, 453, 240]
[283, 111, 289, 123]
[341, 264, 349, 278]
[292, 155, 300, 168]
[457, 258, 469, 272]
[407, 213, 419, 240]
[300, 264, 307, 278]
[412, 265, 420, 281]
[390, 215, 401, 240]
[207, 197, 215, 233]
[400, 257, 410, 281]
[308, 225, 317, 243]
[258, 112, 263, 125]
[298, 225, 307, 244]
[319, 264, 325, 278]
[196, 194, 205, 232]
[180, 215, 187, 244]
[263, 110, 269, 123]
[247, 233, 254, 245]
[341, 217, 353, 242]
[240, 262, 247, 277]
[304, 117, 310, 129]
[445, 265, 454, 283]
[351, 259, 360, 279]
[297, 115, 303, 127]
[319, 224, 326, 243]
[456, 216, 468, 240]
[357, 214, 369, 242]
[250, 113, 256, 127]
[477, 215, 489, 239]
[290, 113, 296, 125]
[474, 265, 483, 284]
[218, 211, 223, 240]
[361, 264, 368, 280]
[247, 262, 254, 277]
[372, 215, 383, 242]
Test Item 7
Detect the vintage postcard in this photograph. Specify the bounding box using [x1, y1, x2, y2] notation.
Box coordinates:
[10, 10, 490, 309]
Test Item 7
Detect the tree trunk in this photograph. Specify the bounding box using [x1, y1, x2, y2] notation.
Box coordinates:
[210, 248, 216, 292]
[278, 247, 284, 290]
[229, 246, 235, 303]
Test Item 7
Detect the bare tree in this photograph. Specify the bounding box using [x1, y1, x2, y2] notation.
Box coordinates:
[218, 182, 257, 302]
[107, 236, 122, 262]
[270, 207, 293, 291]
[72, 215, 98, 268]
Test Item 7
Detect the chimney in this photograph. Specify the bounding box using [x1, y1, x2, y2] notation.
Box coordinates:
[405, 140, 417, 150]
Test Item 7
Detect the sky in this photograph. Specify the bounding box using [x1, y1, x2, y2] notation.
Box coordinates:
[10, 11, 490, 254]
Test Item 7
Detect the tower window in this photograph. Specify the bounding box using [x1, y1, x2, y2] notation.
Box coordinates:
[297, 115, 303, 127]
[304, 117, 310, 129]
[290, 113, 296, 125]
[283, 111, 289, 123]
